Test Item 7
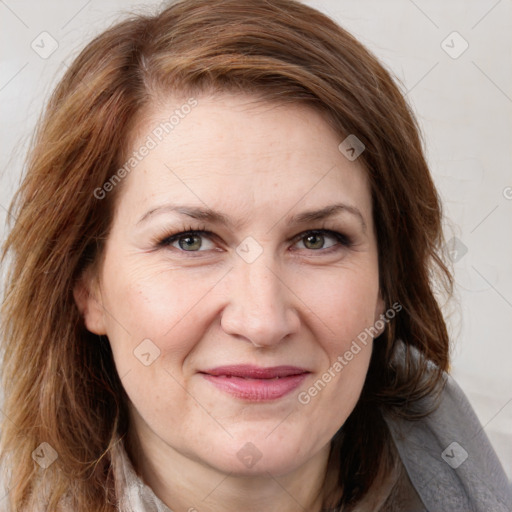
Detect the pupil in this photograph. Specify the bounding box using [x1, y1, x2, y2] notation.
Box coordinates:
[305, 234, 324, 249]
[179, 235, 201, 251]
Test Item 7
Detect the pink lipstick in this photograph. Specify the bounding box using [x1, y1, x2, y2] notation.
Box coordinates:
[201, 365, 309, 401]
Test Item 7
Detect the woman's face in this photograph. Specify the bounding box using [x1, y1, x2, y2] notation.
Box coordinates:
[79, 93, 384, 477]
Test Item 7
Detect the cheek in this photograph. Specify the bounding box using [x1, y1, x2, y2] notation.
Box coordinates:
[98, 259, 224, 434]
[295, 279, 375, 444]
[292, 264, 380, 350]
[290, 265, 378, 425]
[99, 254, 223, 373]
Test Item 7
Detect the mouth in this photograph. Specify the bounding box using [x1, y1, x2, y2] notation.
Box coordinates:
[200, 365, 310, 401]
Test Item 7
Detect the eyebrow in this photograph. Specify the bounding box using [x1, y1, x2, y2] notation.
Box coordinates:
[137, 202, 367, 232]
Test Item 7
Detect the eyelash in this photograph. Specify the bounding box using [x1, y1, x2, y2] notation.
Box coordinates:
[157, 225, 353, 255]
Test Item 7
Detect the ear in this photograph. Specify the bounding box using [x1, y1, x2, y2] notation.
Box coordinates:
[73, 269, 107, 335]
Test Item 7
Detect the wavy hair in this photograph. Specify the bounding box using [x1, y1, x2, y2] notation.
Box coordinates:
[0, 0, 452, 510]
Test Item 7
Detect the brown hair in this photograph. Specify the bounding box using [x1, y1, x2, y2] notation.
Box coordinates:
[0, 0, 452, 510]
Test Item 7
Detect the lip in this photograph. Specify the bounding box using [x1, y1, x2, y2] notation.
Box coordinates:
[200, 365, 310, 401]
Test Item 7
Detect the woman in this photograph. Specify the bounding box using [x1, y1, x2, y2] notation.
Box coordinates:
[0, 0, 510, 510]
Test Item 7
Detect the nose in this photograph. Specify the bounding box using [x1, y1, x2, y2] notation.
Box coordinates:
[220, 257, 300, 348]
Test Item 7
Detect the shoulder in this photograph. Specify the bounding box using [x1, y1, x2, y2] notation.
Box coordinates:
[384, 372, 512, 511]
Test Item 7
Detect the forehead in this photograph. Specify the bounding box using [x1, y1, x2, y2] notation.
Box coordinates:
[116, 93, 372, 225]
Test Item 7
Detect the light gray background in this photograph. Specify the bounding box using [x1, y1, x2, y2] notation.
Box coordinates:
[1, 0, 511, 478]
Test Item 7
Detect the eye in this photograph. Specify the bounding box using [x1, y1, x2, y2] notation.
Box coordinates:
[159, 230, 216, 252]
[157, 228, 352, 255]
[293, 230, 351, 251]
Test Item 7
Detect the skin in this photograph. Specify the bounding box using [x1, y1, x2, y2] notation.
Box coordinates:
[75, 93, 385, 512]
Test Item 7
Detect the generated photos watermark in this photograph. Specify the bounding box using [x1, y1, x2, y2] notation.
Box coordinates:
[298, 301, 402, 405]
[94, 97, 198, 200]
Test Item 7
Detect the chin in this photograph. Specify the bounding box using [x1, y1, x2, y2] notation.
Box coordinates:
[203, 429, 318, 477]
